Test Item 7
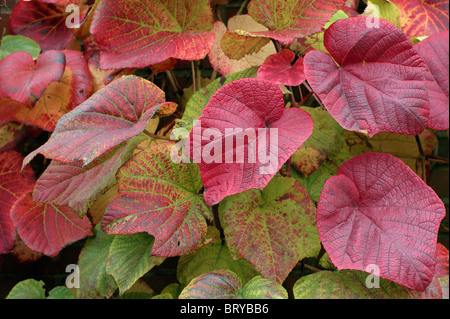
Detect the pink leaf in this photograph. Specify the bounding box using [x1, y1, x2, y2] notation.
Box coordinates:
[0, 51, 66, 107]
[317, 152, 446, 291]
[414, 31, 449, 130]
[0, 151, 35, 255]
[304, 17, 431, 137]
[189, 78, 313, 206]
[10, 192, 92, 257]
[257, 49, 305, 86]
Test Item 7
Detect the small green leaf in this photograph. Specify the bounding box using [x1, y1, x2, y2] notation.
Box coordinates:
[0, 35, 41, 61]
[77, 225, 117, 299]
[106, 232, 165, 295]
[6, 279, 46, 299]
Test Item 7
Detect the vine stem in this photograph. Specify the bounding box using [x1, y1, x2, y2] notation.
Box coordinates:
[415, 135, 427, 184]
[143, 129, 171, 140]
[191, 61, 197, 93]
[303, 264, 321, 272]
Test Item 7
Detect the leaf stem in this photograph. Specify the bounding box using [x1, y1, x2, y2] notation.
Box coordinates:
[191, 61, 197, 93]
[415, 135, 427, 184]
[303, 264, 321, 272]
[143, 129, 171, 140]
[237, 0, 250, 15]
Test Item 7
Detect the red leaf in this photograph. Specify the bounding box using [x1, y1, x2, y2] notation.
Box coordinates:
[37, 0, 85, 5]
[317, 152, 446, 291]
[247, 0, 346, 44]
[304, 17, 431, 137]
[90, 0, 215, 69]
[0, 151, 36, 255]
[10, 192, 92, 257]
[391, 0, 449, 38]
[415, 31, 449, 131]
[61, 50, 92, 110]
[189, 78, 313, 206]
[8, 0, 75, 51]
[0, 51, 66, 107]
[257, 49, 305, 86]
[23, 75, 177, 168]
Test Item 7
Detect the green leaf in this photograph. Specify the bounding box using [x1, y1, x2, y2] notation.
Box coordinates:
[238, 276, 288, 299]
[364, 0, 402, 29]
[291, 107, 344, 176]
[6, 279, 46, 299]
[0, 35, 41, 61]
[293, 270, 441, 299]
[175, 67, 258, 132]
[77, 225, 117, 299]
[47, 287, 76, 299]
[219, 175, 320, 284]
[106, 232, 165, 295]
[177, 226, 258, 286]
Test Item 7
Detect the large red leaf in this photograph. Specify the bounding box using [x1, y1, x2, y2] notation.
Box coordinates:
[101, 142, 212, 257]
[304, 17, 431, 137]
[23, 75, 177, 168]
[0, 51, 66, 107]
[317, 152, 446, 291]
[8, 0, 76, 51]
[247, 0, 346, 44]
[415, 31, 449, 131]
[10, 192, 92, 257]
[189, 78, 313, 206]
[90, 0, 215, 69]
[391, 0, 449, 38]
[0, 151, 35, 255]
[257, 49, 305, 86]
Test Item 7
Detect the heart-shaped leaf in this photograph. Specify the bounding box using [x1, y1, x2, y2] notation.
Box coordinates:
[0, 50, 66, 107]
[414, 31, 449, 130]
[316, 152, 446, 291]
[247, 0, 346, 44]
[0, 151, 35, 255]
[257, 49, 305, 86]
[189, 78, 313, 206]
[304, 17, 432, 137]
[101, 142, 212, 257]
[8, 0, 76, 51]
[23, 75, 177, 168]
[10, 192, 93, 257]
[90, 0, 215, 69]
[219, 176, 320, 284]
[391, 0, 449, 38]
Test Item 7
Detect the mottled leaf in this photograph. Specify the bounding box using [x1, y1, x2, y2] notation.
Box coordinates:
[101, 142, 211, 257]
[23, 75, 177, 168]
[90, 0, 215, 69]
[221, 31, 270, 60]
[238, 276, 288, 299]
[6, 279, 46, 299]
[220, 176, 320, 284]
[391, 0, 449, 38]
